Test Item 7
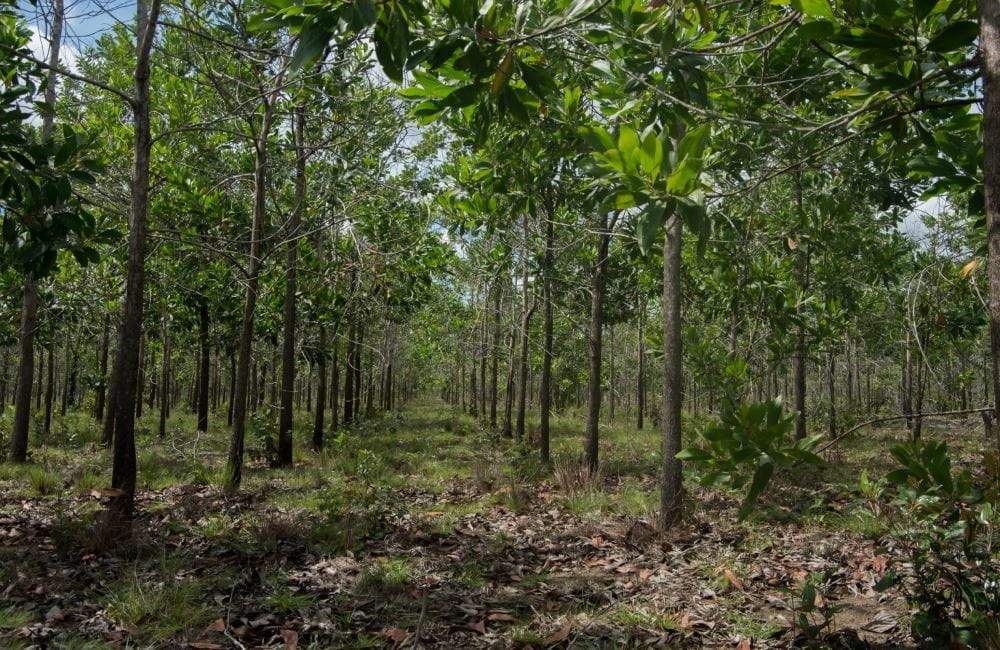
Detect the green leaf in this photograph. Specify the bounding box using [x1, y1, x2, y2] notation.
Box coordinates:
[738, 457, 774, 520]
[636, 201, 670, 254]
[617, 125, 640, 156]
[798, 0, 833, 18]
[797, 20, 834, 40]
[926, 21, 978, 52]
[676, 447, 713, 462]
[290, 17, 329, 70]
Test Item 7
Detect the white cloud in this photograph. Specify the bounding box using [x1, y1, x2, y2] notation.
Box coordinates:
[28, 25, 80, 73]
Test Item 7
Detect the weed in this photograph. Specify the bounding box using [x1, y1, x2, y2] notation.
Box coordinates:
[356, 557, 412, 595]
[0, 606, 33, 629]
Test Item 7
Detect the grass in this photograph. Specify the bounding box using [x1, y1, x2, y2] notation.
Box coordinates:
[104, 572, 211, 642]
[606, 604, 680, 631]
[356, 557, 413, 595]
[0, 607, 33, 629]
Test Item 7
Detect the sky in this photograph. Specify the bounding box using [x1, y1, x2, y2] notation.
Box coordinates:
[18, 0, 135, 70]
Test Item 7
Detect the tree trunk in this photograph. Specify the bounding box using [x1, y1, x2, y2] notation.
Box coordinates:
[660, 212, 684, 530]
[490, 285, 500, 429]
[225, 86, 279, 492]
[107, 0, 161, 523]
[159, 319, 169, 438]
[197, 300, 210, 432]
[637, 314, 645, 430]
[903, 330, 913, 428]
[278, 106, 306, 467]
[827, 350, 837, 437]
[227, 353, 235, 426]
[10, 276, 38, 462]
[344, 322, 356, 425]
[43, 342, 54, 437]
[95, 314, 109, 421]
[978, 0, 1000, 456]
[515, 215, 534, 442]
[584, 212, 611, 472]
[540, 212, 554, 464]
[314, 328, 327, 450]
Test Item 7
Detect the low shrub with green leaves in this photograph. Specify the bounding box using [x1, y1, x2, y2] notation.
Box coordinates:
[874, 440, 1000, 648]
[678, 398, 825, 519]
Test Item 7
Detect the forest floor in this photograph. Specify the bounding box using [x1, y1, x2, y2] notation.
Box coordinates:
[0, 401, 986, 649]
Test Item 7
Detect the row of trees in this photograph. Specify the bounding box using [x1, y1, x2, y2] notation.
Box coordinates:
[0, 0, 994, 532]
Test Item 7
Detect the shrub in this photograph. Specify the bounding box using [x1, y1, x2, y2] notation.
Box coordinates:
[875, 440, 1000, 648]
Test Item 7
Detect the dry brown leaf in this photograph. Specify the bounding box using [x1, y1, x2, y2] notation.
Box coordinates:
[281, 629, 298, 650]
[544, 622, 572, 644]
[188, 643, 222, 650]
[724, 568, 745, 592]
[381, 627, 409, 645]
[487, 612, 516, 622]
[638, 568, 654, 581]
[736, 640, 751, 650]
[205, 619, 226, 633]
[615, 563, 638, 574]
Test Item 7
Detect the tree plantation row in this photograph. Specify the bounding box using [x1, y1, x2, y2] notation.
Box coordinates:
[0, 0, 998, 646]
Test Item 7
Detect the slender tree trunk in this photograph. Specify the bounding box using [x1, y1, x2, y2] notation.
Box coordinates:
[134, 334, 144, 419]
[585, 212, 611, 472]
[490, 286, 500, 429]
[903, 330, 914, 428]
[540, 212, 554, 464]
[827, 350, 836, 437]
[159, 318, 169, 438]
[515, 215, 534, 442]
[637, 313, 645, 430]
[502, 328, 516, 438]
[344, 322, 356, 425]
[108, 0, 161, 522]
[10, 277, 38, 462]
[313, 329, 327, 450]
[35, 342, 42, 412]
[95, 314, 109, 421]
[978, 0, 1000, 455]
[278, 106, 305, 467]
[227, 353, 235, 427]
[330, 335, 340, 432]
[660, 212, 684, 530]
[197, 301, 210, 432]
[43, 342, 54, 437]
[793, 171, 808, 441]
[225, 84, 281, 492]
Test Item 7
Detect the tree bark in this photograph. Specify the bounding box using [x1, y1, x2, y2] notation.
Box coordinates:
[159, 318, 169, 438]
[978, 0, 1000, 456]
[490, 285, 500, 429]
[515, 215, 534, 442]
[225, 79, 281, 491]
[584, 212, 612, 472]
[10, 276, 38, 462]
[540, 210, 554, 464]
[278, 105, 306, 467]
[43, 342, 54, 437]
[197, 300, 209, 432]
[660, 212, 683, 530]
[107, 0, 161, 522]
[95, 314, 109, 421]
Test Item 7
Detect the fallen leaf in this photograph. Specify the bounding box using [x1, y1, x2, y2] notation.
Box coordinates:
[281, 628, 298, 650]
[205, 619, 226, 633]
[188, 644, 222, 650]
[487, 612, 516, 622]
[381, 627, 409, 646]
[639, 568, 654, 581]
[724, 568, 745, 592]
[544, 622, 572, 644]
